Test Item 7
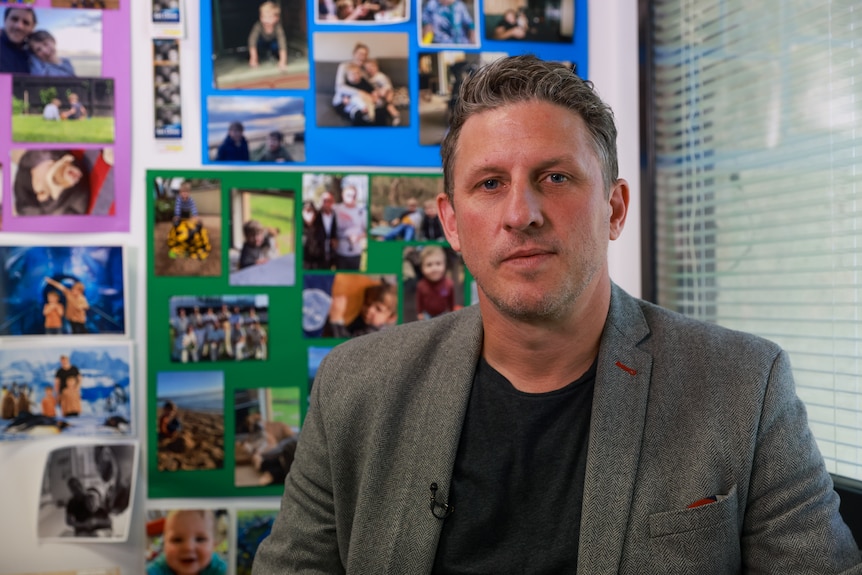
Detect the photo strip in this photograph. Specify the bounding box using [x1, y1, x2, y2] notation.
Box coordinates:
[154, 38, 182, 139]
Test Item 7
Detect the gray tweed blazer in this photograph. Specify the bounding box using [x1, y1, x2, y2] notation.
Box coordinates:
[253, 284, 862, 574]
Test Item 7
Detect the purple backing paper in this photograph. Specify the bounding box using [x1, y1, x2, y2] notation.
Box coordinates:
[0, 1, 130, 232]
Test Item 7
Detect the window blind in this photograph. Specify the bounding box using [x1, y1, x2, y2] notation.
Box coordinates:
[648, 0, 862, 479]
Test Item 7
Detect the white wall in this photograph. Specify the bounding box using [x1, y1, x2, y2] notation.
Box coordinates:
[0, 1, 641, 572]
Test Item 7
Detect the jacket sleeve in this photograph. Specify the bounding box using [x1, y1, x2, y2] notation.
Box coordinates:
[741, 349, 861, 572]
[251, 357, 346, 574]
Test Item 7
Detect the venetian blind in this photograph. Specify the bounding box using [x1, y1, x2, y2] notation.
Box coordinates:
[649, 0, 862, 479]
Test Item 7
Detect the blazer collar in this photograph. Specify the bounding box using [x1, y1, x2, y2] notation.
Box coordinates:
[578, 283, 654, 573]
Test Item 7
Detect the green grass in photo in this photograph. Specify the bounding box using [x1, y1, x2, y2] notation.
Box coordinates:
[12, 115, 115, 143]
[269, 387, 301, 431]
[250, 193, 296, 254]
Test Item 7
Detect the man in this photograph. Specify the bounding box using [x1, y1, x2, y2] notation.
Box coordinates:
[304, 191, 338, 270]
[54, 355, 82, 417]
[252, 56, 862, 573]
[253, 130, 294, 163]
[0, 7, 35, 74]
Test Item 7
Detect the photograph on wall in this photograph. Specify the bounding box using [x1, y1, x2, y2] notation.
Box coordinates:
[418, 50, 507, 146]
[233, 386, 300, 487]
[235, 508, 278, 575]
[313, 32, 409, 127]
[307, 346, 333, 395]
[151, 0, 180, 23]
[155, 370, 225, 472]
[0, 342, 132, 441]
[12, 76, 115, 143]
[316, 0, 408, 24]
[10, 147, 114, 218]
[229, 187, 296, 286]
[52, 1, 120, 8]
[145, 508, 229, 574]
[37, 441, 137, 542]
[168, 295, 270, 363]
[483, 0, 574, 43]
[210, 0, 309, 90]
[369, 173, 445, 242]
[152, 175, 222, 277]
[0, 6, 102, 76]
[205, 95, 305, 163]
[0, 245, 126, 336]
[419, 0, 479, 46]
[154, 38, 182, 139]
[402, 245, 465, 322]
[302, 172, 368, 271]
[303, 273, 398, 338]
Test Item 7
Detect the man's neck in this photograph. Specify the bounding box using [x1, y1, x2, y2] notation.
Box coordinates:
[479, 278, 611, 393]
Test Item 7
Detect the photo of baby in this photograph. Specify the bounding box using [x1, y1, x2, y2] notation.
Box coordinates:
[11, 148, 114, 216]
[145, 508, 229, 575]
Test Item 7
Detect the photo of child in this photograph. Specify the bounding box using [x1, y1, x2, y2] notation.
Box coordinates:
[11, 148, 114, 216]
[228, 187, 296, 286]
[12, 76, 115, 144]
[145, 509, 229, 575]
[0, 245, 126, 337]
[210, 0, 309, 90]
[302, 273, 399, 339]
[155, 371, 224, 473]
[402, 245, 465, 323]
[153, 176, 222, 278]
[233, 387, 300, 487]
[206, 96, 306, 163]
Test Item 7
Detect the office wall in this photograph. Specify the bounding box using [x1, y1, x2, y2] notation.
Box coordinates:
[0, 0, 640, 572]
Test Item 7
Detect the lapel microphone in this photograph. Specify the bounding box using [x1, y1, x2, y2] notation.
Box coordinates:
[429, 483, 454, 519]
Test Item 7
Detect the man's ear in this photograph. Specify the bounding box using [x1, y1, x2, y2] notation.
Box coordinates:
[437, 192, 461, 252]
[608, 178, 629, 241]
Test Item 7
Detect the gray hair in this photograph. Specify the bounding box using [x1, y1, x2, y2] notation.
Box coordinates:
[440, 54, 618, 201]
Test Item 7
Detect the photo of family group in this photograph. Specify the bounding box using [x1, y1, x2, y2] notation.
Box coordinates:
[0, 245, 126, 336]
[37, 442, 137, 542]
[313, 32, 409, 128]
[155, 370, 225, 473]
[368, 173, 445, 241]
[168, 295, 270, 364]
[301, 172, 368, 271]
[233, 386, 300, 487]
[145, 508, 228, 574]
[0, 342, 132, 441]
[228, 187, 296, 287]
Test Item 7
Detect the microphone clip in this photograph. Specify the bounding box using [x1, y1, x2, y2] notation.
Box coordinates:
[429, 482, 454, 519]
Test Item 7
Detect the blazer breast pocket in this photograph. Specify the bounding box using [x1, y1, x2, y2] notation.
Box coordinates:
[647, 485, 741, 573]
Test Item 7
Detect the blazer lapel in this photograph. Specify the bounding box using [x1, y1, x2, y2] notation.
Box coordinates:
[378, 306, 484, 574]
[578, 285, 653, 574]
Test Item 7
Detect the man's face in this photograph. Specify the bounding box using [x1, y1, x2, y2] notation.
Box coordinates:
[229, 126, 243, 143]
[438, 100, 627, 324]
[267, 135, 280, 151]
[4, 9, 34, 44]
[321, 193, 334, 213]
[342, 186, 357, 206]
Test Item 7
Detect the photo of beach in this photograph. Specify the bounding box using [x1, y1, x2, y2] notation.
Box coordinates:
[155, 371, 224, 472]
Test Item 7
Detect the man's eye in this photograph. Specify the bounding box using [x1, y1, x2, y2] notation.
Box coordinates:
[482, 179, 499, 190]
[548, 173, 568, 183]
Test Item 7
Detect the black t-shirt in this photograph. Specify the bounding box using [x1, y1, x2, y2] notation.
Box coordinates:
[432, 357, 595, 574]
[56, 366, 80, 393]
